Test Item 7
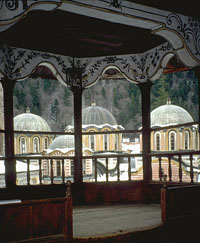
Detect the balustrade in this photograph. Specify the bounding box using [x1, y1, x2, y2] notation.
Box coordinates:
[149, 151, 200, 183]
[0, 125, 200, 187]
[1, 151, 200, 186]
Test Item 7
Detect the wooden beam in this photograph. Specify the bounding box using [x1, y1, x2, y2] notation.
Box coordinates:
[72, 86, 83, 183]
[1, 78, 16, 188]
[138, 82, 152, 182]
[194, 67, 200, 150]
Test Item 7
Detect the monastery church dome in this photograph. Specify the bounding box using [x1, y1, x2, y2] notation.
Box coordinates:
[49, 135, 74, 150]
[82, 102, 117, 126]
[14, 107, 51, 132]
[151, 99, 194, 127]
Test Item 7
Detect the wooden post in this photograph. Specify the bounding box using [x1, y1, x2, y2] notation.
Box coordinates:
[161, 185, 168, 223]
[72, 86, 83, 183]
[64, 181, 73, 242]
[1, 78, 16, 188]
[194, 67, 200, 150]
[138, 81, 152, 183]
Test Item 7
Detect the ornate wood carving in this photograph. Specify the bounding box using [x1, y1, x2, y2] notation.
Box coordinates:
[0, 42, 174, 86]
[78, 42, 174, 87]
[166, 14, 200, 59]
[0, 0, 61, 31]
[0, 0, 200, 68]
[0, 44, 72, 83]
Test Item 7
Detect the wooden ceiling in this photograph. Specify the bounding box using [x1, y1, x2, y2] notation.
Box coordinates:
[1, 1, 199, 75]
[0, 10, 165, 58]
[128, 1, 200, 20]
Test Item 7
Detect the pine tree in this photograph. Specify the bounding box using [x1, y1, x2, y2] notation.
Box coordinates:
[51, 99, 60, 122]
[29, 84, 40, 114]
[63, 87, 70, 106]
[151, 75, 169, 110]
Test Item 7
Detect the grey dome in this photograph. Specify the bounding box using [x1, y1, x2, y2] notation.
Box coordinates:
[82, 103, 117, 126]
[49, 135, 74, 150]
[151, 102, 193, 127]
[14, 109, 51, 132]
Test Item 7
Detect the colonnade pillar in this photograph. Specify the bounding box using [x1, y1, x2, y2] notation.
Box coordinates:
[72, 86, 83, 183]
[138, 81, 152, 183]
[194, 67, 200, 150]
[66, 63, 84, 183]
[1, 78, 16, 188]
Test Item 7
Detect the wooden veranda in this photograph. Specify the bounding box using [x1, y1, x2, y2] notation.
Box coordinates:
[0, 1, 200, 242]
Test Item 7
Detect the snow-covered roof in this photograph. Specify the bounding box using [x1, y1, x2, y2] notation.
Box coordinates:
[0, 160, 39, 174]
[151, 102, 193, 128]
[14, 109, 51, 132]
[122, 142, 140, 154]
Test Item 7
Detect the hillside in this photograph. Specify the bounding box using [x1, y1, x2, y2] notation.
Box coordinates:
[13, 69, 198, 133]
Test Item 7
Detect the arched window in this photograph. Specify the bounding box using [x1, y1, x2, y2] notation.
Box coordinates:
[33, 137, 40, 153]
[44, 137, 49, 149]
[89, 131, 95, 150]
[115, 134, 118, 150]
[155, 132, 161, 151]
[104, 130, 109, 151]
[20, 137, 27, 154]
[91, 134, 95, 150]
[83, 159, 86, 175]
[70, 160, 74, 176]
[184, 131, 190, 150]
[56, 160, 61, 177]
[195, 130, 198, 150]
[169, 131, 176, 151]
[46, 159, 50, 176]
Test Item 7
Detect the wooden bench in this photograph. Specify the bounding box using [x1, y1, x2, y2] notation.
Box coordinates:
[0, 182, 72, 243]
[161, 184, 200, 242]
[161, 184, 200, 223]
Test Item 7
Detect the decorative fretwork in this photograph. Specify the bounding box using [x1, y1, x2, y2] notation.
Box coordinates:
[81, 42, 173, 86]
[109, 0, 123, 10]
[0, 44, 72, 82]
[0, 0, 61, 32]
[0, 0, 30, 11]
[0, 42, 174, 85]
[167, 13, 200, 60]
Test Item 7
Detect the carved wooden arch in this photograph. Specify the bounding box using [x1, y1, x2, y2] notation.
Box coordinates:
[1, 1, 200, 84]
[0, 0, 61, 32]
[36, 62, 67, 87]
[154, 13, 200, 68]
[0, 0, 200, 71]
[0, 44, 72, 86]
[0, 42, 176, 88]
[81, 42, 174, 88]
[59, 1, 200, 70]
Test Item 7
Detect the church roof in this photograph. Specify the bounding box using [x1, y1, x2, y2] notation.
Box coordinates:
[14, 108, 51, 132]
[151, 100, 194, 127]
[82, 102, 117, 126]
[48, 135, 74, 150]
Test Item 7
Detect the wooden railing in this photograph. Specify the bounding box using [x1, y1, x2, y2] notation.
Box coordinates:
[0, 123, 200, 186]
[1, 150, 200, 186]
[6, 155, 75, 186]
[149, 150, 200, 183]
[82, 153, 142, 182]
[0, 153, 142, 186]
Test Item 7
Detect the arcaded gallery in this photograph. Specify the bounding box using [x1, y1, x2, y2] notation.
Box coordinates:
[0, 1, 200, 242]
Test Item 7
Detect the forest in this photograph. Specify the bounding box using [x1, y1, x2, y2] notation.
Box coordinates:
[13, 69, 199, 133]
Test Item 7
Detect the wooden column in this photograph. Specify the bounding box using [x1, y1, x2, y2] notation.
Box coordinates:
[138, 81, 152, 182]
[72, 86, 83, 183]
[1, 78, 16, 188]
[194, 67, 200, 150]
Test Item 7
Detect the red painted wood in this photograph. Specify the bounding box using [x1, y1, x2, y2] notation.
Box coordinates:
[0, 196, 73, 242]
[161, 184, 200, 224]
